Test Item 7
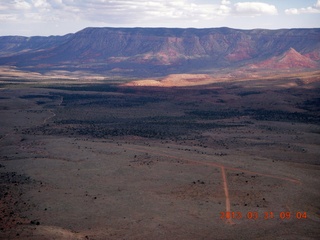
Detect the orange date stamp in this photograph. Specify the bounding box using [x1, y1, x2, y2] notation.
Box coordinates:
[220, 211, 307, 220]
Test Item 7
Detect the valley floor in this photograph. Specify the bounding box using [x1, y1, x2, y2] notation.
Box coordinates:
[0, 77, 319, 239]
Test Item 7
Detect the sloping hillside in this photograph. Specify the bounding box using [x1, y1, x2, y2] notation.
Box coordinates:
[0, 27, 319, 76]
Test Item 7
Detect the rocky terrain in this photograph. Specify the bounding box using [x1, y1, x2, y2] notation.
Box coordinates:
[0, 75, 320, 239]
[0, 27, 319, 239]
[0, 27, 319, 77]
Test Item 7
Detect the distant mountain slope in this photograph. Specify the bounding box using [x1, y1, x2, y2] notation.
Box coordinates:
[250, 48, 318, 69]
[0, 34, 72, 57]
[0, 27, 319, 76]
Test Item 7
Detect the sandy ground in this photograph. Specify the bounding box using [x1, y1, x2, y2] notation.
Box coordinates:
[0, 79, 319, 239]
[124, 71, 320, 87]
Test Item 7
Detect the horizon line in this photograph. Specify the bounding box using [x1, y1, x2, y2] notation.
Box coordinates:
[2, 26, 320, 37]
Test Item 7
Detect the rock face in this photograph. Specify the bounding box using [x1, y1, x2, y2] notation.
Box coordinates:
[0, 35, 72, 57]
[0, 27, 319, 76]
[251, 48, 318, 69]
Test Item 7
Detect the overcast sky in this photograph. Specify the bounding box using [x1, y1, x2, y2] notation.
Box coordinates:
[1, 0, 320, 36]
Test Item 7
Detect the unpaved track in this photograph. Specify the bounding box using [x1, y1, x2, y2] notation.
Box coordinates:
[107, 142, 301, 224]
[220, 166, 233, 224]
[43, 96, 63, 124]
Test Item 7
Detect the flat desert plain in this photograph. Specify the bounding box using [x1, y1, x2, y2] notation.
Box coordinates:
[0, 75, 319, 239]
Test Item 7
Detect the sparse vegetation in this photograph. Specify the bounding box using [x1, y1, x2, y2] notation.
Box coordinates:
[1, 76, 319, 239]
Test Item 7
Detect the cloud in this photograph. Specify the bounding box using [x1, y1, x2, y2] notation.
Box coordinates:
[0, 0, 287, 35]
[61, 0, 231, 25]
[233, 2, 278, 16]
[285, 0, 320, 15]
[0, 0, 280, 26]
[14, 0, 32, 10]
[0, 14, 18, 21]
[32, 0, 51, 10]
[221, 0, 231, 5]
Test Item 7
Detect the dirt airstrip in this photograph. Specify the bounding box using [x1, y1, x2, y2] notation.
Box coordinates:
[0, 76, 320, 239]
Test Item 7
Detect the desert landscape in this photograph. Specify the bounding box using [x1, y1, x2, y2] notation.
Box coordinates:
[0, 70, 319, 239]
[0, 19, 319, 239]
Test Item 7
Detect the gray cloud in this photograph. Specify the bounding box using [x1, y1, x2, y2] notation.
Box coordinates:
[0, 0, 279, 25]
[285, 0, 320, 15]
[1, 0, 318, 36]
